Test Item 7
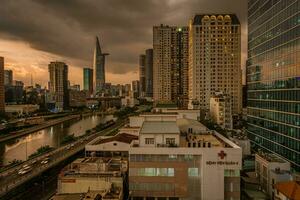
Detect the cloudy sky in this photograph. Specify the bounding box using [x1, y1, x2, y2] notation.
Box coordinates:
[0, 0, 247, 87]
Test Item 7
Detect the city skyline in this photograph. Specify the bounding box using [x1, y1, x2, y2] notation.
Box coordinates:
[0, 0, 247, 88]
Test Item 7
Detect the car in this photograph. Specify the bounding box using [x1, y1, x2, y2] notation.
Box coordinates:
[22, 166, 31, 171]
[41, 159, 49, 165]
[31, 160, 37, 165]
[70, 144, 74, 148]
[18, 168, 32, 175]
[22, 164, 29, 169]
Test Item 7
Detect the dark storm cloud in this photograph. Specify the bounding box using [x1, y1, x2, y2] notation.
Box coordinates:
[0, 0, 247, 74]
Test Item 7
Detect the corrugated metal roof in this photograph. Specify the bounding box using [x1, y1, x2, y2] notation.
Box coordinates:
[140, 121, 180, 134]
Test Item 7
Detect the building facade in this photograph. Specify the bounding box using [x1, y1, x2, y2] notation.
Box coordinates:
[188, 14, 242, 115]
[4, 70, 13, 86]
[153, 25, 189, 108]
[93, 36, 108, 94]
[132, 80, 140, 99]
[139, 54, 146, 97]
[83, 67, 93, 95]
[210, 92, 233, 130]
[0, 57, 4, 113]
[48, 61, 69, 111]
[145, 48, 153, 98]
[246, 0, 300, 170]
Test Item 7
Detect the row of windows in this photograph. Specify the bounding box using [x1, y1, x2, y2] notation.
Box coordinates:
[247, 77, 300, 90]
[129, 183, 175, 192]
[247, 88, 300, 101]
[249, 0, 298, 40]
[130, 154, 200, 162]
[249, 25, 300, 58]
[130, 168, 175, 177]
[249, 12, 300, 50]
[247, 116, 300, 140]
[247, 130, 300, 170]
[248, 108, 300, 126]
[247, 100, 300, 114]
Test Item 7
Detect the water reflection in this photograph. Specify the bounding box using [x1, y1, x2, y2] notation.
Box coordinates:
[0, 114, 113, 165]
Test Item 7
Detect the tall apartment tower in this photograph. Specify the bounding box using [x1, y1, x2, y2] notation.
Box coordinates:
[153, 25, 189, 108]
[188, 14, 242, 115]
[247, 0, 300, 170]
[93, 36, 108, 95]
[83, 68, 93, 95]
[4, 70, 13, 86]
[0, 57, 4, 113]
[145, 48, 153, 97]
[48, 61, 69, 111]
[139, 54, 146, 97]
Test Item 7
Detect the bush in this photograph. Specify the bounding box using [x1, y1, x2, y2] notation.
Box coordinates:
[29, 145, 53, 158]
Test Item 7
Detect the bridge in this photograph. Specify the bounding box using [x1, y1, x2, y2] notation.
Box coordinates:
[0, 119, 126, 198]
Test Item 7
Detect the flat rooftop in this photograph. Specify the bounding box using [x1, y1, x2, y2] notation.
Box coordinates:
[256, 152, 288, 163]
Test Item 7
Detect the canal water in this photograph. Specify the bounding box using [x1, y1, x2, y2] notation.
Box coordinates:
[0, 114, 113, 166]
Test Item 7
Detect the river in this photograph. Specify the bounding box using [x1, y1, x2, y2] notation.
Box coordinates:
[0, 114, 113, 166]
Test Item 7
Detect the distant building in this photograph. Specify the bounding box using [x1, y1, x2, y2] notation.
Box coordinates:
[5, 104, 39, 116]
[131, 80, 139, 98]
[210, 92, 233, 130]
[93, 36, 108, 94]
[0, 57, 4, 113]
[145, 48, 153, 97]
[153, 25, 189, 108]
[48, 61, 69, 111]
[275, 181, 300, 200]
[83, 67, 93, 95]
[5, 80, 24, 104]
[188, 14, 242, 115]
[246, 0, 300, 171]
[69, 90, 86, 107]
[139, 54, 146, 97]
[4, 70, 13, 86]
[124, 84, 131, 97]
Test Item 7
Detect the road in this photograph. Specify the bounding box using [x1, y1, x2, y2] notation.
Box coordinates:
[0, 119, 126, 198]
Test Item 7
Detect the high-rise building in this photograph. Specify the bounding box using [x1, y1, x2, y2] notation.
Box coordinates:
[83, 68, 93, 94]
[48, 61, 69, 111]
[132, 80, 140, 98]
[0, 57, 4, 113]
[93, 36, 108, 95]
[145, 48, 153, 97]
[246, 0, 300, 170]
[188, 14, 242, 115]
[4, 70, 13, 86]
[153, 25, 189, 108]
[139, 54, 146, 97]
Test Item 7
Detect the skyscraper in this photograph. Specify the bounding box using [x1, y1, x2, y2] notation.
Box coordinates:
[48, 61, 69, 111]
[145, 48, 153, 97]
[4, 70, 13, 86]
[132, 80, 140, 98]
[139, 54, 146, 97]
[83, 68, 93, 95]
[93, 36, 108, 95]
[0, 57, 4, 113]
[188, 14, 242, 115]
[153, 25, 189, 108]
[247, 0, 300, 170]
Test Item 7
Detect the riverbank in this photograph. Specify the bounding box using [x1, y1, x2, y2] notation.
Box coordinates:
[0, 115, 81, 143]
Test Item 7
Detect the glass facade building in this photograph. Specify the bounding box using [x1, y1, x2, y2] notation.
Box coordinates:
[83, 68, 93, 94]
[246, 0, 300, 170]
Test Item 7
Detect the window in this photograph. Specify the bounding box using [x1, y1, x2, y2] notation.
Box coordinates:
[166, 138, 175, 145]
[188, 168, 199, 177]
[145, 138, 154, 145]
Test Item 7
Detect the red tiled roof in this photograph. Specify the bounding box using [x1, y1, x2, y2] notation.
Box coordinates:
[97, 133, 138, 145]
[275, 181, 300, 200]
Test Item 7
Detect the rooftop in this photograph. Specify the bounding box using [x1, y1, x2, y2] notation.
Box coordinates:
[256, 152, 288, 163]
[192, 14, 240, 25]
[140, 121, 180, 134]
[275, 181, 300, 200]
[94, 133, 138, 145]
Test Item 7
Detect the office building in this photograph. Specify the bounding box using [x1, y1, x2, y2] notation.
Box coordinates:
[83, 67, 93, 94]
[0, 57, 4, 113]
[139, 54, 146, 97]
[188, 14, 242, 115]
[210, 92, 233, 129]
[246, 0, 300, 170]
[153, 25, 189, 108]
[69, 84, 80, 91]
[93, 36, 108, 94]
[145, 48, 153, 97]
[48, 61, 69, 111]
[4, 70, 13, 86]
